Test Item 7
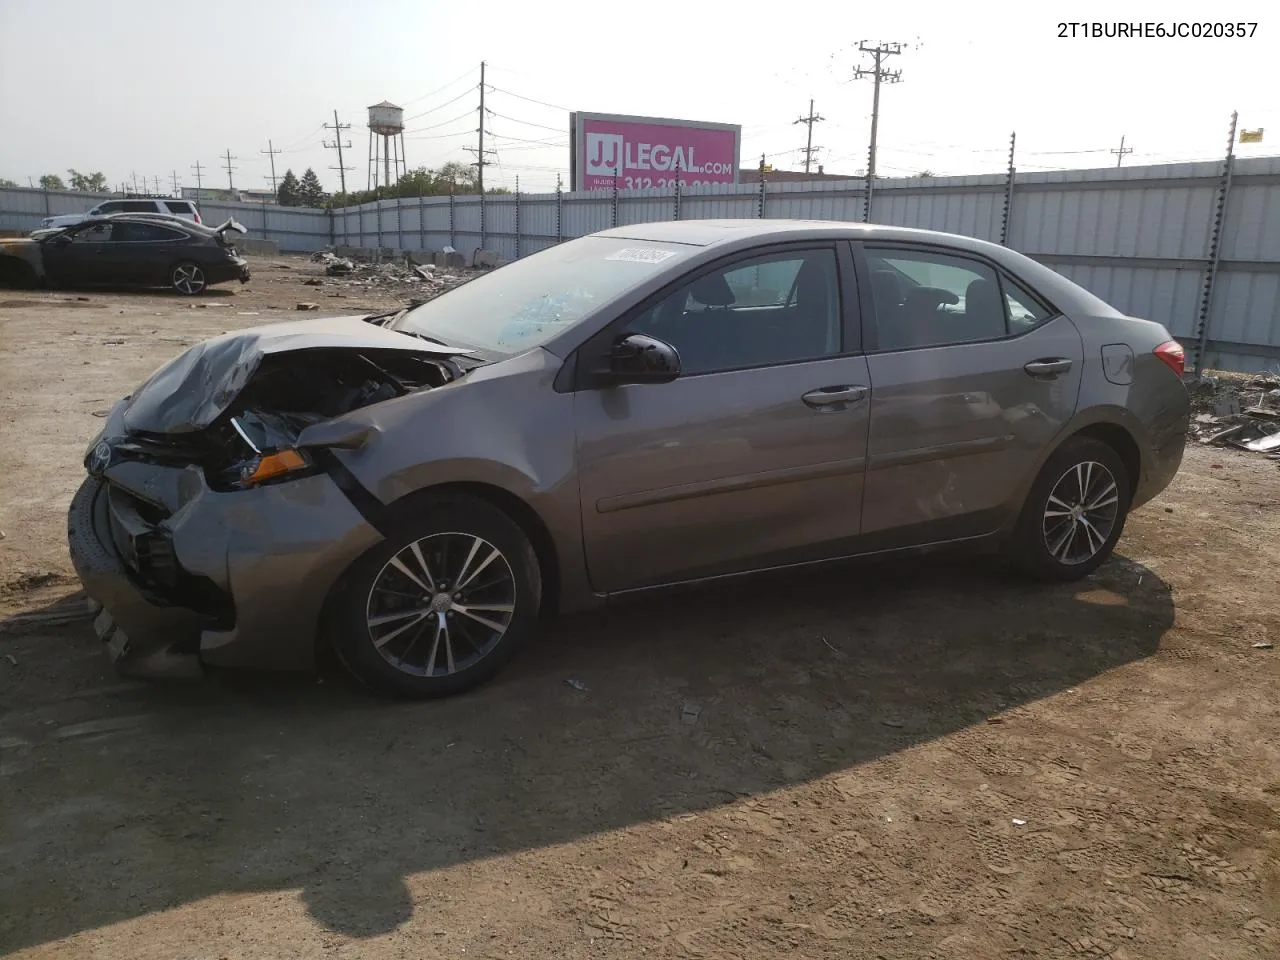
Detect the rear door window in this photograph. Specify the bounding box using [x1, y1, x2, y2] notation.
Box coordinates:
[164, 201, 195, 216]
[94, 201, 124, 215]
[112, 222, 184, 242]
[72, 223, 113, 243]
[121, 200, 158, 213]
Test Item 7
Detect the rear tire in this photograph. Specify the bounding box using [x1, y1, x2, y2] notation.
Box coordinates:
[170, 261, 206, 295]
[1007, 436, 1131, 582]
[327, 495, 542, 698]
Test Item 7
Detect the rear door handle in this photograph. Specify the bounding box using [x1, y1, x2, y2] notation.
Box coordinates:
[1023, 358, 1073, 378]
[802, 385, 869, 409]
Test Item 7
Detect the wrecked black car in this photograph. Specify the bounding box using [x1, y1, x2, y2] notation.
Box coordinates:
[0, 213, 250, 294]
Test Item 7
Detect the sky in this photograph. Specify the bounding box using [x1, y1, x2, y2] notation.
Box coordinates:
[1, 0, 1276, 196]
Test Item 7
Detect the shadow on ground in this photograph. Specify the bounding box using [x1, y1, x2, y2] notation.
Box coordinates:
[0, 552, 1173, 950]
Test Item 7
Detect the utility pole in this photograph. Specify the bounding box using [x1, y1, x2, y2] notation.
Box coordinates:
[170, 170, 181, 195]
[323, 110, 354, 195]
[853, 41, 904, 183]
[130, 171, 139, 194]
[190, 160, 204, 200]
[794, 99, 825, 174]
[222, 149, 238, 193]
[1111, 134, 1133, 167]
[152, 176, 161, 194]
[261, 139, 282, 191]
[464, 61, 495, 194]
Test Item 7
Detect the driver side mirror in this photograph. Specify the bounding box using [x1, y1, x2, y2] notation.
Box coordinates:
[597, 333, 681, 386]
[51, 234, 71, 246]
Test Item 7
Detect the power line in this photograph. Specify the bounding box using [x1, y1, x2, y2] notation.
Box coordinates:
[401, 65, 479, 108]
[794, 99, 825, 174]
[261, 139, 282, 191]
[170, 170, 181, 194]
[404, 108, 477, 135]
[403, 86, 479, 124]
[190, 160, 204, 197]
[486, 84, 570, 113]
[485, 109, 563, 134]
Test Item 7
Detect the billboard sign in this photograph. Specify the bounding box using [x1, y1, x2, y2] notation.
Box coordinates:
[570, 112, 741, 192]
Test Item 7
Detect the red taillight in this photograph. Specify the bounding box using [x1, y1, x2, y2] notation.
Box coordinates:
[193, 210, 202, 224]
[1154, 340, 1185, 377]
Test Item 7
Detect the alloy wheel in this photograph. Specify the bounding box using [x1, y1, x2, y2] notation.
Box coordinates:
[1041, 461, 1121, 565]
[172, 264, 206, 294]
[364, 533, 517, 677]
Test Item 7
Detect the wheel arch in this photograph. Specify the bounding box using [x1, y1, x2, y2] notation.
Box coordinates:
[315, 479, 563, 667]
[1008, 410, 1147, 530]
[0, 255, 39, 288]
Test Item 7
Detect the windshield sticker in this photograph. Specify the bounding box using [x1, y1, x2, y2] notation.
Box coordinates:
[605, 247, 679, 264]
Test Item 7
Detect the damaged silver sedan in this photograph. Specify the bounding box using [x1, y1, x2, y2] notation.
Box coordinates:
[68, 220, 1190, 697]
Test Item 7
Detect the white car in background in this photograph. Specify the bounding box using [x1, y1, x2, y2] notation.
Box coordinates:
[41, 198, 202, 230]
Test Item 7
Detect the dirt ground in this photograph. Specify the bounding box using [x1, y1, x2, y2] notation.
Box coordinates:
[1, 256, 1278, 959]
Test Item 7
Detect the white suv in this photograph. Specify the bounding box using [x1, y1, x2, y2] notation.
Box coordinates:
[40, 198, 202, 230]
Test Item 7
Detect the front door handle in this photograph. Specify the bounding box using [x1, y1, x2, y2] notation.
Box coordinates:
[802, 385, 869, 409]
[1024, 358, 1073, 378]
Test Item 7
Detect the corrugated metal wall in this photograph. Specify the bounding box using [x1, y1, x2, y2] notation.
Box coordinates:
[3, 157, 1279, 370]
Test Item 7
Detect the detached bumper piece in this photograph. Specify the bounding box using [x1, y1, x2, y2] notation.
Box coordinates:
[67, 478, 230, 680]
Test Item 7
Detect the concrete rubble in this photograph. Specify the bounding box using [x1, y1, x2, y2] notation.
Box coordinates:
[306, 248, 476, 295]
[1190, 372, 1280, 457]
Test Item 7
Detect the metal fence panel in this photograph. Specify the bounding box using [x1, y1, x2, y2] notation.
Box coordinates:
[4, 158, 1280, 370]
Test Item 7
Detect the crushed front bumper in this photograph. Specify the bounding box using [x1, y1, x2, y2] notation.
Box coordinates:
[67, 446, 383, 679]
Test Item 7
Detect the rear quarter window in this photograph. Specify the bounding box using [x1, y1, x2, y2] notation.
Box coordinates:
[121, 200, 158, 213]
[164, 201, 195, 215]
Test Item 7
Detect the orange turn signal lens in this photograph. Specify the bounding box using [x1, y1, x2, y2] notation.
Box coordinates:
[246, 449, 309, 485]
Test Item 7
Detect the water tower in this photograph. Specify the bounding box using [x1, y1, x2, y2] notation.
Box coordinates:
[367, 101, 407, 192]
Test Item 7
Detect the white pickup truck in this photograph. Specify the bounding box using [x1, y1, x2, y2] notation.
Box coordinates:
[41, 197, 202, 230]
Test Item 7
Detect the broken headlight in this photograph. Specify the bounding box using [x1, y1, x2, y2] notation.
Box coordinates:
[219, 447, 319, 490]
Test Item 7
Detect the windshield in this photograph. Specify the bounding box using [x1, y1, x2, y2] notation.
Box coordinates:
[394, 236, 696, 357]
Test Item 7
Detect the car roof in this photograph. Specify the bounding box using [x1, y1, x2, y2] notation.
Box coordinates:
[593, 218, 1010, 257]
[79, 213, 211, 234]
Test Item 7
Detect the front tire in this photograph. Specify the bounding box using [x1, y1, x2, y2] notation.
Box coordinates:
[1008, 436, 1131, 582]
[170, 261, 206, 295]
[328, 496, 542, 698]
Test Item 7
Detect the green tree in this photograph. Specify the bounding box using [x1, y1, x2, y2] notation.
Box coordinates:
[39, 174, 65, 190]
[298, 168, 325, 206]
[276, 168, 300, 206]
[0, 177, 17, 188]
[67, 169, 108, 191]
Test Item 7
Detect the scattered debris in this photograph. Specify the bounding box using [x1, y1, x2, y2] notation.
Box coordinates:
[1191, 373, 1280, 455]
[102, 338, 124, 345]
[91, 410, 108, 417]
[412, 264, 436, 281]
[1012, 818, 1027, 826]
[1252, 642, 1274, 650]
[564, 677, 588, 692]
[189, 302, 232, 309]
[236, 311, 260, 317]
[820, 635, 838, 654]
[303, 278, 324, 286]
[986, 716, 1004, 724]
[295, 302, 320, 311]
[4, 654, 16, 666]
[881, 718, 905, 728]
[681, 701, 703, 725]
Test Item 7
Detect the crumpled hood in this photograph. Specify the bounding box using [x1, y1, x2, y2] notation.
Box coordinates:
[122, 314, 466, 435]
